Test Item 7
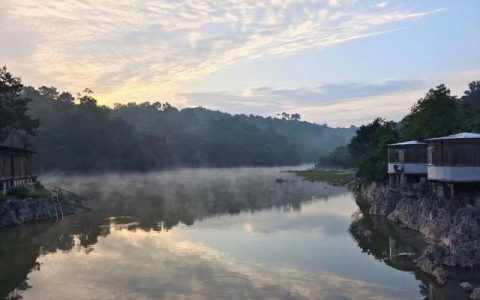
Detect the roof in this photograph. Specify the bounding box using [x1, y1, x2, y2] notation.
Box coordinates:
[388, 140, 427, 146]
[0, 145, 36, 153]
[426, 132, 480, 141]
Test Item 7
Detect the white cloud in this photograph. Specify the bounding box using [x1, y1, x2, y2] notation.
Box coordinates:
[1, 0, 443, 104]
[180, 80, 426, 126]
[180, 72, 480, 127]
[376, 1, 389, 8]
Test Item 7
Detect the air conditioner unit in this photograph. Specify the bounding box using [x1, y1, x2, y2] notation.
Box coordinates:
[393, 164, 404, 172]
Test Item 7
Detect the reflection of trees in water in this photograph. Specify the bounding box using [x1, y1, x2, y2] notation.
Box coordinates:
[49, 172, 340, 231]
[348, 205, 477, 300]
[348, 209, 431, 298]
[1, 173, 341, 299]
[0, 212, 109, 299]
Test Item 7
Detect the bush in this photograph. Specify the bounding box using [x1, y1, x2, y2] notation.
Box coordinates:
[348, 118, 398, 182]
[6, 186, 31, 198]
[6, 185, 51, 199]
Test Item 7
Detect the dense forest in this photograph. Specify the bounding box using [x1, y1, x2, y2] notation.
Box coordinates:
[0, 67, 355, 173]
[319, 81, 480, 181]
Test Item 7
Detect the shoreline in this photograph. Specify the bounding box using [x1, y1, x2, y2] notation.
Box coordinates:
[295, 169, 480, 296]
[0, 185, 88, 228]
[352, 179, 480, 287]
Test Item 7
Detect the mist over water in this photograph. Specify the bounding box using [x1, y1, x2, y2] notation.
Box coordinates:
[0, 167, 466, 299]
[41, 166, 337, 228]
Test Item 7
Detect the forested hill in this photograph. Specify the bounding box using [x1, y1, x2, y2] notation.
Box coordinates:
[112, 104, 355, 163]
[19, 86, 355, 173]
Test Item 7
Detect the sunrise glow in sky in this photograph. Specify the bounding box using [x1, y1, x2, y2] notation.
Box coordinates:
[2, 0, 480, 126]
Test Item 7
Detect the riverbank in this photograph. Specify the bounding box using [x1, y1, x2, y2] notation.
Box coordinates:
[0, 184, 85, 228]
[353, 180, 480, 288]
[293, 170, 480, 296]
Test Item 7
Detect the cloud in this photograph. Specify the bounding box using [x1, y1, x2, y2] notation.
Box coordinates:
[1, 0, 443, 103]
[180, 79, 426, 125]
[376, 2, 389, 8]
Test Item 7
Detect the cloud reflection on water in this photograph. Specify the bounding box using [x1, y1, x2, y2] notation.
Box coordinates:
[22, 225, 409, 300]
[4, 168, 425, 299]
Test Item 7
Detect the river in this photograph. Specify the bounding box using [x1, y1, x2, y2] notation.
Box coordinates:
[0, 167, 469, 299]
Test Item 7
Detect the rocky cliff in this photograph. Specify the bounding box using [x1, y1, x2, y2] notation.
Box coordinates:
[353, 181, 480, 285]
[0, 197, 75, 227]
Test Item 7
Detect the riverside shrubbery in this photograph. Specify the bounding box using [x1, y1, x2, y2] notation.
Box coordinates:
[6, 185, 51, 199]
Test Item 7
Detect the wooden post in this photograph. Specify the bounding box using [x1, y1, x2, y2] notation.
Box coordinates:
[436, 182, 444, 198]
[389, 174, 394, 187]
[448, 183, 455, 198]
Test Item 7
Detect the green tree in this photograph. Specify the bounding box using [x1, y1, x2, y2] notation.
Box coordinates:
[399, 84, 461, 140]
[58, 92, 75, 103]
[0, 66, 39, 142]
[349, 118, 398, 181]
[317, 145, 355, 168]
[462, 80, 480, 109]
[38, 86, 59, 100]
[460, 81, 480, 131]
[290, 113, 301, 121]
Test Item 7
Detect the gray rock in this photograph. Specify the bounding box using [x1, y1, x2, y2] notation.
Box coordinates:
[471, 288, 480, 300]
[460, 282, 473, 292]
[431, 267, 448, 285]
[0, 197, 66, 228]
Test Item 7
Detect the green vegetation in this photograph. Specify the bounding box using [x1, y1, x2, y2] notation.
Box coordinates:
[348, 118, 398, 181]
[317, 145, 355, 168]
[6, 185, 51, 199]
[319, 81, 480, 182]
[0, 67, 355, 172]
[296, 170, 354, 184]
[0, 67, 39, 142]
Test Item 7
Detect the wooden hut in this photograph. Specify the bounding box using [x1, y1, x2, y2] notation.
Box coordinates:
[387, 141, 428, 187]
[426, 132, 480, 196]
[0, 145, 36, 194]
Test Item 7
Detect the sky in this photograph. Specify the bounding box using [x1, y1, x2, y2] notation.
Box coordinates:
[1, 0, 480, 127]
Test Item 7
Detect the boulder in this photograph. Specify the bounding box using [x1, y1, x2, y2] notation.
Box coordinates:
[0, 198, 59, 228]
[471, 288, 480, 300]
[460, 282, 473, 292]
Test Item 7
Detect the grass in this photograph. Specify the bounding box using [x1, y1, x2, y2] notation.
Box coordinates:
[295, 170, 354, 184]
[6, 185, 51, 199]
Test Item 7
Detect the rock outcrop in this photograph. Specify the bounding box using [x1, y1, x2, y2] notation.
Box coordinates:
[471, 288, 480, 300]
[354, 180, 480, 284]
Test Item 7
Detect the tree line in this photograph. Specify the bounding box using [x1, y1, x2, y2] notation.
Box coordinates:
[0, 67, 355, 173]
[318, 81, 480, 181]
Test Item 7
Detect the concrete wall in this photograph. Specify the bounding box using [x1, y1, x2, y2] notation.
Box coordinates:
[428, 166, 480, 182]
[388, 163, 428, 175]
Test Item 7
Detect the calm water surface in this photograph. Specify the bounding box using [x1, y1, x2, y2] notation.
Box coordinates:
[0, 167, 469, 299]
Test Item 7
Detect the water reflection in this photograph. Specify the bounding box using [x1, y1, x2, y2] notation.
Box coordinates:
[44, 168, 346, 231]
[0, 213, 108, 299]
[349, 206, 480, 300]
[0, 168, 477, 299]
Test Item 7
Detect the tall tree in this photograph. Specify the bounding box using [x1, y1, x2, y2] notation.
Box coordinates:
[399, 84, 460, 140]
[462, 80, 480, 109]
[460, 81, 480, 131]
[0, 66, 39, 142]
[349, 118, 398, 181]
